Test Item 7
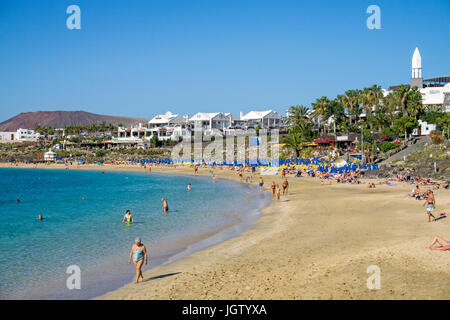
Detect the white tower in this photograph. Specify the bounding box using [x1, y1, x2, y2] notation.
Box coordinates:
[411, 47, 423, 88]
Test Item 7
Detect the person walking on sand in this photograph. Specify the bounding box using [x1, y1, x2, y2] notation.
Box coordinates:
[122, 210, 134, 224]
[427, 236, 450, 250]
[128, 237, 148, 284]
[259, 177, 264, 192]
[423, 190, 436, 222]
[161, 198, 169, 215]
[282, 178, 289, 195]
[271, 182, 276, 198]
[275, 184, 281, 201]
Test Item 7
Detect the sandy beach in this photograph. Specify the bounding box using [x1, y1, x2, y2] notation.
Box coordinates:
[2, 162, 449, 299]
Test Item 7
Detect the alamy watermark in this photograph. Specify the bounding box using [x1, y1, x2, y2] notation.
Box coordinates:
[170, 128, 279, 167]
[366, 265, 381, 290]
[66, 265, 81, 290]
[66, 5, 81, 30]
[366, 5, 381, 30]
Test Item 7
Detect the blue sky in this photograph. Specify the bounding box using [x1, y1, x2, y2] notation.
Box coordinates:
[0, 0, 449, 121]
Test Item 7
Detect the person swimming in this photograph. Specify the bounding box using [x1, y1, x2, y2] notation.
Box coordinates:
[122, 210, 134, 224]
[128, 237, 148, 284]
[37, 213, 43, 221]
[187, 184, 191, 191]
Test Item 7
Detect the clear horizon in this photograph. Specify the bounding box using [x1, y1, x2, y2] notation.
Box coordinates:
[0, 0, 449, 122]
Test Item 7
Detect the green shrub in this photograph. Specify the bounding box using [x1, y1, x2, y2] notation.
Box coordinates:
[379, 141, 399, 153]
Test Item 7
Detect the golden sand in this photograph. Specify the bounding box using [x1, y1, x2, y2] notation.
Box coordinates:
[2, 162, 449, 299]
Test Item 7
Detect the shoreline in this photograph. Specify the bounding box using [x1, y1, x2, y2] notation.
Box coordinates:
[2, 163, 449, 299]
[0, 163, 271, 300]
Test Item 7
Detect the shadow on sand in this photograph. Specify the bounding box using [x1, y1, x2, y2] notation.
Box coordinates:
[143, 272, 182, 282]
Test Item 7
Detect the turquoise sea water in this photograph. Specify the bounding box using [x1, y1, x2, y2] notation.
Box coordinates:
[0, 168, 269, 299]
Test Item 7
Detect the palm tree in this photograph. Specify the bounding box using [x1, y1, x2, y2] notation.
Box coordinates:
[382, 92, 401, 126]
[283, 122, 314, 158]
[395, 85, 410, 114]
[359, 88, 375, 129]
[325, 99, 345, 136]
[406, 86, 423, 118]
[341, 89, 362, 125]
[287, 105, 310, 126]
[371, 105, 390, 132]
[312, 96, 331, 134]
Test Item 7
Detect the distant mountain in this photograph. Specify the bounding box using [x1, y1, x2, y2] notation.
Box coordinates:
[0, 111, 150, 131]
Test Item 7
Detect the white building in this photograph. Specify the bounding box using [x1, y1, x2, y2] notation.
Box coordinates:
[44, 150, 56, 161]
[148, 112, 188, 129]
[0, 131, 16, 142]
[0, 128, 40, 142]
[412, 120, 437, 136]
[240, 110, 283, 129]
[189, 112, 235, 133]
[117, 112, 191, 142]
[386, 47, 450, 114]
[421, 83, 450, 108]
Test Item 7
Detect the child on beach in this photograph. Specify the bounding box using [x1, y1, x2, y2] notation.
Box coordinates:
[259, 177, 264, 192]
[271, 182, 276, 198]
[275, 185, 281, 201]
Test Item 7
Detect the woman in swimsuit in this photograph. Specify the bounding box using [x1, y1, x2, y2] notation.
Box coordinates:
[427, 236, 450, 250]
[128, 237, 148, 283]
[423, 191, 436, 222]
[122, 210, 134, 224]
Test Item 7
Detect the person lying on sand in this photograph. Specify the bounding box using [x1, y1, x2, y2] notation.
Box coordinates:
[427, 236, 450, 251]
